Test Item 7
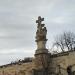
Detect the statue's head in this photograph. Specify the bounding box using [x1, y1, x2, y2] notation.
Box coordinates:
[38, 16, 41, 19]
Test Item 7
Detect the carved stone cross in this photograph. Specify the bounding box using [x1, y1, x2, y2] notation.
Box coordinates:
[36, 16, 44, 25]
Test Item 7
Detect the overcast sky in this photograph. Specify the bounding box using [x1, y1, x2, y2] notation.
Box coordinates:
[0, 0, 75, 65]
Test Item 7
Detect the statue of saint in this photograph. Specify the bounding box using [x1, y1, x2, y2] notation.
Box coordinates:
[36, 16, 47, 42]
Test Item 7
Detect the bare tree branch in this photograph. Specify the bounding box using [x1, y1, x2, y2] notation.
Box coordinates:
[53, 32, 75, 52]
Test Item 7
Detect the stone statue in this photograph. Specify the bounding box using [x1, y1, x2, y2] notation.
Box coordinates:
[36, 16, 47, 42]
[35, 16, 48, 75]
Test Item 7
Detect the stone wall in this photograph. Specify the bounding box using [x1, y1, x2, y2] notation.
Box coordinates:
[0, 62, 35, 75]
[0, 51, 75, 75]
[49, 50, 75, 75]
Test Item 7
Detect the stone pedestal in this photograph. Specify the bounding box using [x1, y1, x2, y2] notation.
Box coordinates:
[34, 16, 49, 71]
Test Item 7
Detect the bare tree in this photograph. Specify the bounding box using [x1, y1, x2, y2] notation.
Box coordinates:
[53, 32, 75, 52]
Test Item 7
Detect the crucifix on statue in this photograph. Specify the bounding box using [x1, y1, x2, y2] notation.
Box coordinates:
[36, 16, 44, 25]
[35, 16, 47, 42]
[36, 16, 44, 30]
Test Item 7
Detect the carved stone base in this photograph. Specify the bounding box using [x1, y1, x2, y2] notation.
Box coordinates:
[35, 49, 48, 55]
[34, 48, 49, 70]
